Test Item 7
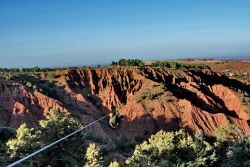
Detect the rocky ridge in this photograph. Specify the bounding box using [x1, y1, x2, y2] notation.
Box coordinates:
[0, 67, 249, 138]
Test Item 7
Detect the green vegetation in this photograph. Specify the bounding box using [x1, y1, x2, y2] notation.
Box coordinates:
[126, 130, 218, 166]
[48, 72, 57, 79]
[0, 108, 136, 166]
[0, 68, 20, 72]
[229, 72, 250, 82]
[0, 67, 56, 73]
[214, 122, 250, 166]
[214, 121, 248, 142]
[84, 133, 135, 154]
[111, 59, 145, 67]
[5, 108, 85, 166]
[136, 88, 165, 103]
[84, 143, 103, 167]
[7, 74, 60, 99]
[240, 93, 250, 108]
[125, 124, 250, 167]
[236, 89, 250, 111]
[0, 127, 17, 166]
[108, 161, 120, 167]
[1, 111, 249, 167]
[151, 61, 210, 69]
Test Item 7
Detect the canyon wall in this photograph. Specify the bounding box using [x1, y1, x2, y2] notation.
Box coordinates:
[0, 67, 249, 138]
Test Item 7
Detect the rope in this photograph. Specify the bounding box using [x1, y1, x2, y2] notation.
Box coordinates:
[7, 114, 109, 167]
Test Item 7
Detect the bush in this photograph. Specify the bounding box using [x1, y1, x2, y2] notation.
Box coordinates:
[215, 122, 248, 142]
[84, 143, 103, 167]
[111, 61, 118, 66]
[0, 127, 16, 166]
[108, 161, 120, 167]
[48, 72, 56, 79]
[151, 61, 210, 69]
[136, 89, 164, 103]
[116, 59, 144, 67]
[126, 130, 218, 166]
[214, 122, 250, 166]
[6, 108, 85, 166]
[113, 137, 133, 153]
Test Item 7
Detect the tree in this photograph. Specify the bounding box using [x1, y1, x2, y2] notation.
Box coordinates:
[33, 66, 41, 72]
[118, 59, 128, 66]
[111, 61, 118, 66]
[126, 129, 217, 167]
[214, 122, 250, 167]
[214, 122, 248, 142]
[84, 143, 103, 167]
[117, 59, 144, 67]
[0, 127, 16, 166]
[7, 108, 85, 166]
[108, 161, 120, 167]
[48, 72, 56, 79]
[7, 124, 33, 160]
[220, 141, 250, 167]
[169, 62, 177, 69]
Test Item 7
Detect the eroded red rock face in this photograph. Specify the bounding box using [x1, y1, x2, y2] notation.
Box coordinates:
[0, 67, 249, 138]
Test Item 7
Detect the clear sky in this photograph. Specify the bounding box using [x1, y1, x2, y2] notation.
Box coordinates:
[0, 0, 250, 68]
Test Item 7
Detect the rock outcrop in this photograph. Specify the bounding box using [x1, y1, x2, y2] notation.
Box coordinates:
[0, 67, 249, 138]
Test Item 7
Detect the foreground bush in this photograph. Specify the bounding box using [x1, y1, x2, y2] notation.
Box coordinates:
[6, 108, 85, 166]
[0, 127, 16, 166]
[84, 143, 103, 167]
[214, 122, 250, 167]
[2, 113, 249, 167]
[126, 130, 217, 167]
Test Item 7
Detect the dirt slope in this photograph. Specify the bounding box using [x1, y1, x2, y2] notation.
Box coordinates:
[0, 67, 249, 138]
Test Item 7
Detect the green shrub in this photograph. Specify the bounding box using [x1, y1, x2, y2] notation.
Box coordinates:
[48, 72, 56, 79]
[169, 62, 177, 69]
[113, 137, 135, 153]
[151, 61, 210, 69]
[84, 143, 103, 167]
[116, 59, 144, 66]
[6, 108, 85, 166]
[240, 94, 250, 107]
[136, 89, 164, 103]
[214, 122, 250, 166]
[108, 161, 120, 167]
[111, 61, 118, 66]
[126, 129, 218, 166]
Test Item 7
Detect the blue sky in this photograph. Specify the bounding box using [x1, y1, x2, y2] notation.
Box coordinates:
[0, 0, 250, 67]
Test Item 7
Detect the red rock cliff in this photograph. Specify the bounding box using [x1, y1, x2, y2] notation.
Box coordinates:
[0, 67, 249, 138]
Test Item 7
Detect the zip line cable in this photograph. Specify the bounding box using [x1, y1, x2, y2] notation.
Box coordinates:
[7, 114, 109, 167]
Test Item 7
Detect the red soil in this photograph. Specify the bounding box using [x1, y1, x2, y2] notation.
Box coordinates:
[0, 67, 249, 138]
